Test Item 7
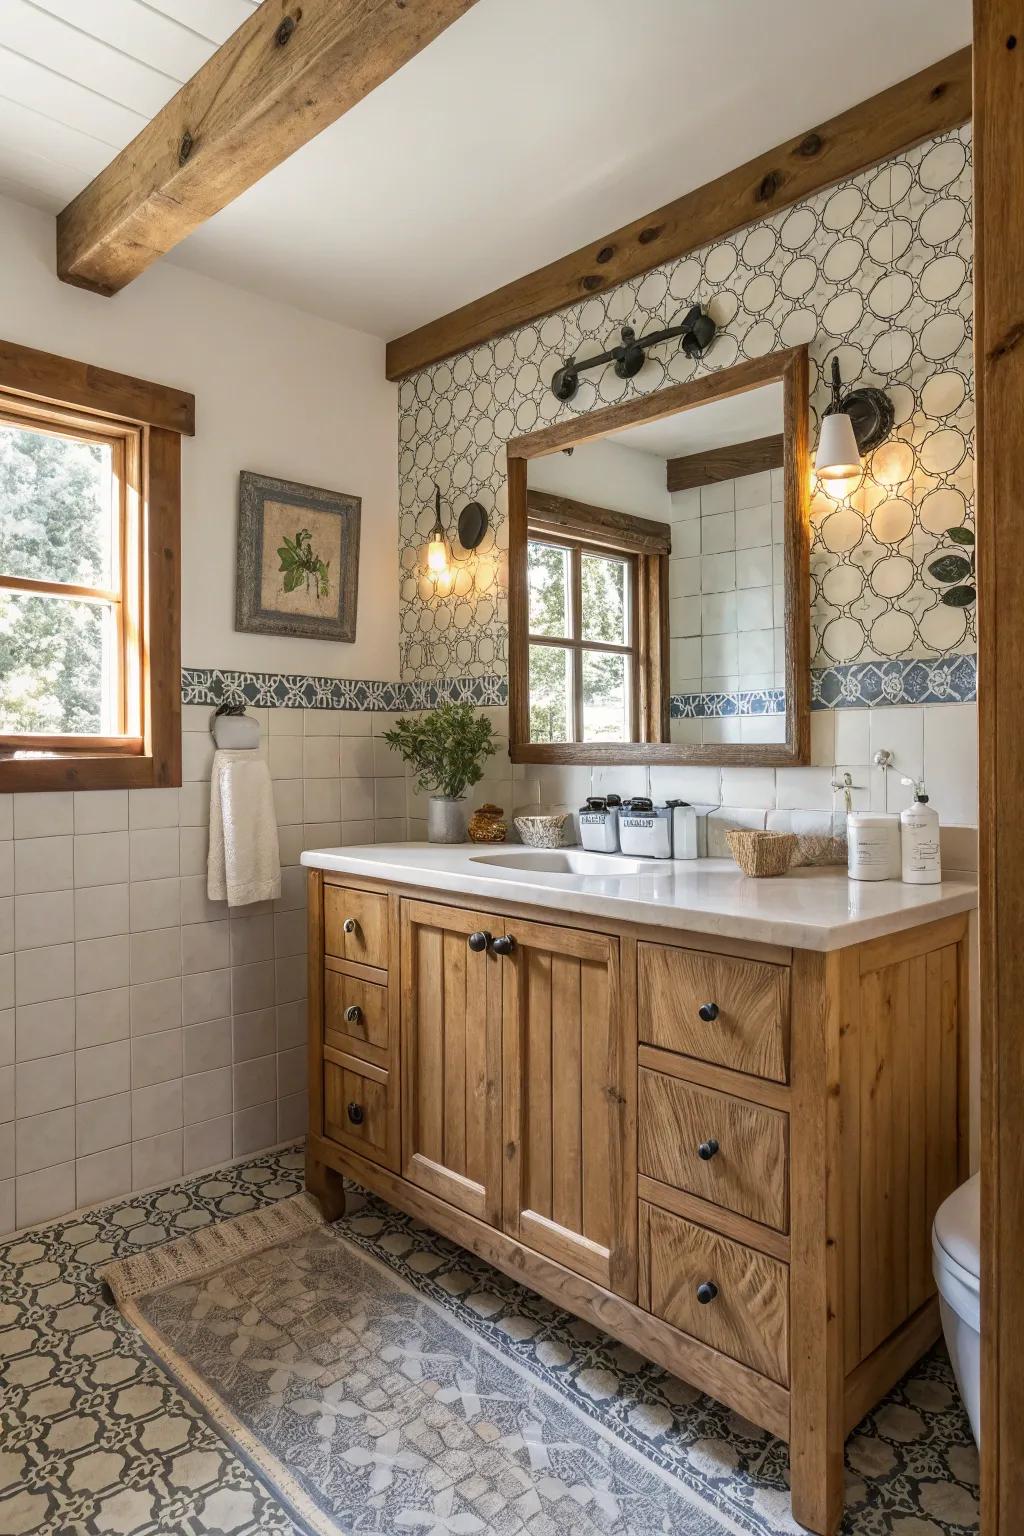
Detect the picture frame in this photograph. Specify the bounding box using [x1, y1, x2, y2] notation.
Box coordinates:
[235, 470, 361, 641]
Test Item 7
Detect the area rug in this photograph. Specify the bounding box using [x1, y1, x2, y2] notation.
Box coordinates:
[99, 1193, 749, 1536]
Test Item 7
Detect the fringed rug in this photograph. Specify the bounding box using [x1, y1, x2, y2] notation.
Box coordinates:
[100, 1193, 747, 1536]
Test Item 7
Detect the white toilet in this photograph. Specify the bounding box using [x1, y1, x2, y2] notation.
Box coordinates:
[932, 1172, 981, 1444]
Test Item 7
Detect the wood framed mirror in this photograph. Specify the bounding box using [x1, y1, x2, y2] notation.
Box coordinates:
[507, 346, 810, 765]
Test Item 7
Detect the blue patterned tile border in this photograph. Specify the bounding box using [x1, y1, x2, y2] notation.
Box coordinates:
[671, 689, 786, 718]
[182, 654, 976, 714]
[181, 667, 508, 711]
[811, 654, 977, 709]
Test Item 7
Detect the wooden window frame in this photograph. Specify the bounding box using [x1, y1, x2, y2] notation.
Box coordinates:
[507, 347, 810, 767]
[524, 497, 670, 750]
[0, 338, 192, 792]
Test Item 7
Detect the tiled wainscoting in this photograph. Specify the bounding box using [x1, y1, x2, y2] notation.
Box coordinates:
[0, 691, 976, 1235]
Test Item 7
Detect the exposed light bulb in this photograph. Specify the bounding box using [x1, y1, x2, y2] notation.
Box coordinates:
[427, 536, 449, 576]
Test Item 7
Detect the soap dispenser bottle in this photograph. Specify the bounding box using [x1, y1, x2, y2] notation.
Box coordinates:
[900, 780, 941, 885]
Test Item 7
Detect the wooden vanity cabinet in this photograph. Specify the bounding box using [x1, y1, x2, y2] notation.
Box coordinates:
[306, 870, 969, 1536]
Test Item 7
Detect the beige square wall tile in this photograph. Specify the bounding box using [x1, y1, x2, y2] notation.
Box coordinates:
[74, 790, 128, 835]
[132, 1129, 182, 1190]
[274, 867, 307, 912]
[16, 944, 76, 1008]
[129, 926, 181, 985]
[304, 708, 341, 737]
[76, 1091, 131, 1157]
[303, 738, 339, 777]
[0, 1010, 12, 1068]
[76, 1145, 131, 1207]
[132, 1080, 183, 1139]
[14, 793, 73, 840]
[228, 914, 273, 968]
[16, 1105, 75, 1174]
[277, 1046, 305, 1098]
[76, 1040, 131, 1103]
[16, 996, 75, 1060]
[131, 1028, 182, 1088]
[268, 708, 304, 737]
[129, 878, 181, 934]
[0, 795, 12, 840]
[184, 1017, 231, 1075]
[184, 1115, 232, 1174]
[232, 1007, 276, 1063]
[182, 968, 230, 1027]
[76, 987, 129, 1049]
[0, 1121, 11, 1180]
[231, 960, 275, 1014]
[16, 1161, 75, 1228]
[178, 827, 208, 879]
[278, 1092, 307, 1142]
[181, 921, 229, 976]
[130, 828, 179, 882]
[233, 1101, 276, 1158]
[338, 711, 372, 738]
[178, 783, 211, 829]
[276, 1000, 304, 1052]
[269, 736, 303, 780]
[273, 909, 306, 959]
[233, 1054, 276, 1111]
[0, 844, 12, 899]
[15, 837, 74, 895]
[129, 977, 181, 1038]
[275, 954, 306, 1006]
[0, 1177, 12, 1235]
[74, 832, 129, 889]
[0, 1065, 11, 1124]
[181, 733, 215, 783]
[180, 876, 222, 927]
[17, 1052, 74, 1117]
[129, 788, 180, 830]
[75, 935, 129, 996]
[272, 780, 303, 827]
[183, 1067, 231, 1125]
[14, 890, 74, 952]
[74, 883, 129, 942]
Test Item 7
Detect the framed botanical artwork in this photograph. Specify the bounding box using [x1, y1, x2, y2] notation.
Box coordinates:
[235, 470, 361, 641]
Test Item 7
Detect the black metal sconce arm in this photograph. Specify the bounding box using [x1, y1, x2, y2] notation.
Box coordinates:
[823, 354, 895, 455]
[551, 304, 716, 403]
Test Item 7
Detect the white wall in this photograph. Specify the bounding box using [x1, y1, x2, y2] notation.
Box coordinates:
[0, 194, 399, 680]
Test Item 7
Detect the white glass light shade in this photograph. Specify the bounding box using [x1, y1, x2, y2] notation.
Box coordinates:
[815, 411, 862, 481]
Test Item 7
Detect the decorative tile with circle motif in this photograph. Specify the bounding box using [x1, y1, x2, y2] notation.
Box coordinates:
[0, 1146, 978, 1535]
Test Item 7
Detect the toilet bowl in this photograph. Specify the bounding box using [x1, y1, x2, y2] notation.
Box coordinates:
[932, 1172, 980, 1444]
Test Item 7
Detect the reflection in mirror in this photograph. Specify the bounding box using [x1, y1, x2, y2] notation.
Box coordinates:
[522, 377, 792, 752]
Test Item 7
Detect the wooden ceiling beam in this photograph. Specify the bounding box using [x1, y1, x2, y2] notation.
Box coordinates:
[385, 47, 972, 381]
[57, 0, 479, 297]
[666, 434, 785, 493]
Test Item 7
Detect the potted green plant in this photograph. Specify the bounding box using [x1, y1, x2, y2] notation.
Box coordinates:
[383, 702, 497, 843]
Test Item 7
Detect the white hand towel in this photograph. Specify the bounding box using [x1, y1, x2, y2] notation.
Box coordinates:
[207, 749, 282, 906]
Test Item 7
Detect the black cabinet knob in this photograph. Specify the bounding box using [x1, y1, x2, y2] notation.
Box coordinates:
[347, 1102, 364, 1125]
[468, 931, 491, 952]
[698, 1002, 719, 1022]
[696, 1281, 718, 1305]
[697, 1138, 720, 1161]
[344, 1005, 362, 1025]
[491, 934, 515, 956]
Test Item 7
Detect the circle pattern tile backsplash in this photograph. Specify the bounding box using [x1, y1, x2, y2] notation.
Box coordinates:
[397, 126, 974, 685]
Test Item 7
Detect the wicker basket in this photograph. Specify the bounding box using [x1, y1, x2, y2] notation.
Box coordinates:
[726, 829, 797, 878]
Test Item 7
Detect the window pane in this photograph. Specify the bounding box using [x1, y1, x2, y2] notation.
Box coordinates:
[528, 540, 570, 638]
[581, 552, 628, 646]
[582, 651, 631, 743]
[0, 420, 116, 589]
[0, 590, 118, 735]
[529, 644, 573, 742]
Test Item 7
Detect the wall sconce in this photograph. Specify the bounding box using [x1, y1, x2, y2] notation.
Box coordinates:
[550, 305, 716, 403]
[426, 483, 489, 576]
[815, 356, 894, 483]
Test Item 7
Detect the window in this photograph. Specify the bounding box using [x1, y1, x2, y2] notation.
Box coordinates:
[527, 534, 638, 744]
[0, 338, 190, 792]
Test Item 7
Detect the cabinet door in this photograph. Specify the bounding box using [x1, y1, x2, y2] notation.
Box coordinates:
[501, 916, 636, 1297]
[400, 900, 503, 1223]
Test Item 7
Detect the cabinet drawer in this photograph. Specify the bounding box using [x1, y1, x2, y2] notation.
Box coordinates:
[324, 968, 389, 1068]
[643, 1202, 789, 1385]
[323, 1050, 397, 1170]
[324, 884, 389, 970]
[638, 1068, 788, 1232]
[638, 943, 789, 1083]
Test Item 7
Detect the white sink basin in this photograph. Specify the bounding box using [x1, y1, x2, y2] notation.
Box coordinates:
[470, 849, 655, 876]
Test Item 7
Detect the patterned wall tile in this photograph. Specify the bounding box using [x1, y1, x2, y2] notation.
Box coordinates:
[395, 127, 975, 690]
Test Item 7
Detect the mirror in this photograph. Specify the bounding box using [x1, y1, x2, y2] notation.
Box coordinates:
[507, 348, 810, 765]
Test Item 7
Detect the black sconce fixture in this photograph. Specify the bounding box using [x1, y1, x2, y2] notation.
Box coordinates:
[550, 304, 716, 403]
[814, 356, 895, 482]
[426, 482, 488, 577]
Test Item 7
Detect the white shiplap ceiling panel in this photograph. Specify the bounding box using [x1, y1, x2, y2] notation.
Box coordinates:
[0, 0, 972, 337]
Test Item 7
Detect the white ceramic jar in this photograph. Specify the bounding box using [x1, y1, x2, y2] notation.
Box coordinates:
[846, 811, 901, 881]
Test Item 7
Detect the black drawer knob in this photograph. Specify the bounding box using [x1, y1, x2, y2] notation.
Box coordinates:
[342, 917, 357, 935]
[347, 1102, 364, 1125]
[698, 1002, 719, 1022]
[491, 934, 515, 956]
[697, 1138, 720, 1161]
[696, 1281, 718, 1305]
[344, 1005, 362, 1026]
[468, 930, 491, 952]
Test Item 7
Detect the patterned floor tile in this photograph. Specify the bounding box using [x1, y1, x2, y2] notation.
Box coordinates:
[0, 1146, 979, 1536]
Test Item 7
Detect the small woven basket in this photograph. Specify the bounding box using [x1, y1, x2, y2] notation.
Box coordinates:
[726, 829, 796, 878]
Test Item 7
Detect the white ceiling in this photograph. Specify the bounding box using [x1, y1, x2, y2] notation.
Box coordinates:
[0, 0, 971, 341]
[608, 384, 784, 462]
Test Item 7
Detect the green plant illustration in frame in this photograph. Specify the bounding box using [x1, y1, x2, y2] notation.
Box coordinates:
[278, 527, 330, 599]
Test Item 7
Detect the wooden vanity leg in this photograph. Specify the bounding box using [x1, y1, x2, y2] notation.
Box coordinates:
[306, 1150, 346, 1221]
[788, 950, 848, 1535]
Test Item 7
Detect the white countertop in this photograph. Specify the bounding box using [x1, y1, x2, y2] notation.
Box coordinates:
[300, 843, 977, 952]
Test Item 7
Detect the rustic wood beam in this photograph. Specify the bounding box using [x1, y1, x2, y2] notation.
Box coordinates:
[975, 5, 1024, 1533]
[57, 0, 479, 297]
[666, 434, 785, 493]
[526, 489, 671, 555]
[386, 48, 972, 380]
[0, 336, 195, 435]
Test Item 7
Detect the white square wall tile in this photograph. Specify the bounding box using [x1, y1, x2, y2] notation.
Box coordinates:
[304, 709, 342, 737]
[273, 780, 303, 826]
[700, 481, 734, 515]
[809, 709, 836, 769]
[74, 832, 129, 889]
[720, 767, 777, 810]
[14, 837, 74, 895]
[701, 511, 735, 555]
[649, 765, 722, 806]
[303, 738, 339, 777]
[14, 890, 74, 951]
[129, 878, 181, 933]
[129, 788, 179, 830]
[74, 791, 128, 835]
[735, 505, 773, 548]
[75, 884, 129, 942]
[268, 707, 304, 736]
[181, 733, 215, 782]
[734, 471, 773, 509]
[775, 767, 837, 812]
[834, 709, 870, 765]
[269, 736, 303, 780]
[869, 706, 924, 786]
[923, 703, 979, 826]
[129, 828, 179, 882]
[13, 793, 73, 840]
